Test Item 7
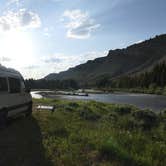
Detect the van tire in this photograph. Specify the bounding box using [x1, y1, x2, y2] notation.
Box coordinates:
[0, 110, 8, 128]
[25, 103, 32, 117]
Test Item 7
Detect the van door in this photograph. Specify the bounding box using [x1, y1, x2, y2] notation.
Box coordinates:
[7, 77, 28, 117]
[0, 77, 9, 111]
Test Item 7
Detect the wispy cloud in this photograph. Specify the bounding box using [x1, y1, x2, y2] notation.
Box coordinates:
[6, 0, 23, 8]
[135, 40, 143, 44]
[42, 51, 108, 73]
[0, 56, 12, 62]
[8, 0, 20, 5]
[0, 8, 41, 32]
[63, 9, 100, 39]
[23, 65, 40, 70]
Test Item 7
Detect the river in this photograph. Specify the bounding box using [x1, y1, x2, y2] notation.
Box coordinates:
[31, 91, 166, 112]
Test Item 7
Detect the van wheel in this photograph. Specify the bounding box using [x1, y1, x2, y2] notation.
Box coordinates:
[0, 110, 8, 128]
[25, 104, 32, 117]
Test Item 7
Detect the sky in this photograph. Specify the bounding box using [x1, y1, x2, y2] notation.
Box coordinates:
[0, 0, 165, 79]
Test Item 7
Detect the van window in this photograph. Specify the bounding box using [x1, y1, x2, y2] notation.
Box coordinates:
[21, 79, 26, 89]
[8, 77, 21, 93]
[0, 77, 8, 92]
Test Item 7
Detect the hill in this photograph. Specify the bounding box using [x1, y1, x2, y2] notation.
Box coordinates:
[45, 34, 166, 85]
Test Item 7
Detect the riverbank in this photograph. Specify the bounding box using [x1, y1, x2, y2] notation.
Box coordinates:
[31, 91, 166, 112]
[31, 87, 166, 96]
[98, 87, 166, 96]
[2, 98, 164, 165]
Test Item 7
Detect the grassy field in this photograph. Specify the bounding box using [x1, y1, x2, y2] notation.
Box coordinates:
[0, 99, 166, 166]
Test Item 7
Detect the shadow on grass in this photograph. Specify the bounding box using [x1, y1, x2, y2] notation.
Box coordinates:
[0, 116, 53, 166]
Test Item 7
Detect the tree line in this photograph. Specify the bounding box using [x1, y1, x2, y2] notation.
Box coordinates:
[25, 79, 79, 90]
[96, 62, 166, 89]
[25, 62, 166, 91]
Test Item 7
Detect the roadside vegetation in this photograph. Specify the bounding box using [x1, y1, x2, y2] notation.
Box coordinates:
[1, 99, 165, 165]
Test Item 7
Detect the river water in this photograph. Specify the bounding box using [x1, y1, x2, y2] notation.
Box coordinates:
[31, 91, 166, 112]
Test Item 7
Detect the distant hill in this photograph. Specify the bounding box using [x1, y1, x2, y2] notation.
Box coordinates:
[45, 34, 166, 85]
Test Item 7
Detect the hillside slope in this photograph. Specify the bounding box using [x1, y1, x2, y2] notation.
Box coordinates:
[45, 34, 166, 85]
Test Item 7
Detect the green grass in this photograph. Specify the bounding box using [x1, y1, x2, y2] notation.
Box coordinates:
[0, 99, 166, 166]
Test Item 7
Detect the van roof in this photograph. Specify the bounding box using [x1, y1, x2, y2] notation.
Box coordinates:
[0, 64, 22, 79]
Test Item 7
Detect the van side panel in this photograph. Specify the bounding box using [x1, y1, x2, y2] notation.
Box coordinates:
[0, 68, 32, 118]
[0, 93, 32, 117]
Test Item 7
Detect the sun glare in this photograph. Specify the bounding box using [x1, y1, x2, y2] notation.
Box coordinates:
[0, 30, 35, 68]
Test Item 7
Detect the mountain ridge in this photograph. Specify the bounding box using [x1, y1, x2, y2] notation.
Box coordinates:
[45, 34, 166, 85]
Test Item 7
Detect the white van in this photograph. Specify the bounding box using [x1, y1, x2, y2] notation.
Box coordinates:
[0, 65, 32, 125]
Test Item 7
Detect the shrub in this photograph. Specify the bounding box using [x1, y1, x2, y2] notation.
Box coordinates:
[47, 126, 68, 138]
[155, 87, 162, 95]
[113, 105, 132, 115]
[163, 86, 166, 95]
[133, 109, 158, 130]
[107, 112, 118, 121]
[79, 107, 101, 121]
[99, 137, 134, 165]
[99, 137, 150, 166]
[118, 116, 140, 130]
[149, 83, 157, 90]
[64, 106, 75, 112]
[68, 102, 79, 108]
[162, 109, 166, 115]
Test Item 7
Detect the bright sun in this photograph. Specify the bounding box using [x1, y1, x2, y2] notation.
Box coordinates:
[0, 30, 35, 68]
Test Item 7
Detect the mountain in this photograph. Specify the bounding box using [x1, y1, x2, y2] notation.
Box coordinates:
[45, 34, 166, 85]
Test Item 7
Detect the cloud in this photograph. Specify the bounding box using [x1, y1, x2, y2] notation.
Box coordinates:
[0, 56, 12, 62]
[43, 56, 62, 63]
[43, 27, 53, 37]
[0, 8, 41, 32]
[135, 40, 143, 44]
[43, 27, 49, 36]
[23, 65, 39, 69]
[10, 51, 108, 79]
[42, 51, 108, 73]
[7, 0, 20, 6]
[63, 9, 100, 39]
[6, 0, 21, 7]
